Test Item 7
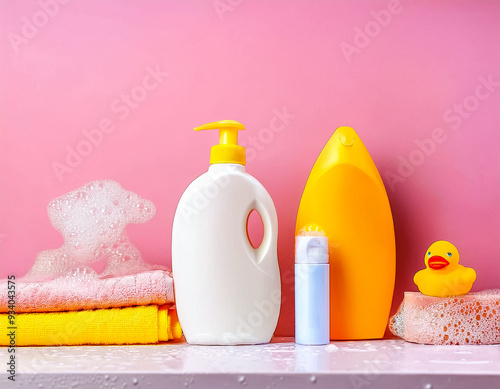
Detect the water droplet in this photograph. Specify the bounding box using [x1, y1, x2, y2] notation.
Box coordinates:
[132, 378, 138, 385]
[238, 376, 246, 383]
[424, 384, 432, 389]
[310, 375, 317, 383]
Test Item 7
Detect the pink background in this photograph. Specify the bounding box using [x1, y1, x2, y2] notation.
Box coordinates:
[1, 0, 499, 337]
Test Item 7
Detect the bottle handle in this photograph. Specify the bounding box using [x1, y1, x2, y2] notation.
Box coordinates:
[248, 198, 278, 276]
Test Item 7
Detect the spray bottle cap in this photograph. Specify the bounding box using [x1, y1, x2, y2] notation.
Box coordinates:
[295, 224, 329, 264]
[194, 120, 246, 165]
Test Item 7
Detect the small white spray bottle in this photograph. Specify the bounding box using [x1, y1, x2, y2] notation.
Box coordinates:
[295, 224, 329, 345]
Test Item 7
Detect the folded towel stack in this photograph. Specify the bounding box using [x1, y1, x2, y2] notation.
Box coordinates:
[0, 270, 181, 346]
[0, 270, 175, 313]
[0, 305, 181, 346]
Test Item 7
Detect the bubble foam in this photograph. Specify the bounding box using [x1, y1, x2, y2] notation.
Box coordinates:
[297, 223, 326, 237]
[25, 180, 160, 281]
[389, 290, 500, 345]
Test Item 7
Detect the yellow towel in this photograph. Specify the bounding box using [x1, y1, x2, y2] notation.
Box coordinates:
[0, 305, 182, 346]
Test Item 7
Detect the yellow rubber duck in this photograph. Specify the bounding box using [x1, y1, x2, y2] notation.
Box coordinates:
[414, 241, 476, 297]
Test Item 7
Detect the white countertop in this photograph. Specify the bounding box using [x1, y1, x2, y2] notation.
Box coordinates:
[3, 338, 500, 388]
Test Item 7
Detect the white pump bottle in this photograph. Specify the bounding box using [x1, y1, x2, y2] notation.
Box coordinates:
[172, 120, 281, 345]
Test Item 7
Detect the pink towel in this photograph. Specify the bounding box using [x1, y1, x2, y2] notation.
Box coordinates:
[0, 270, 174, 313]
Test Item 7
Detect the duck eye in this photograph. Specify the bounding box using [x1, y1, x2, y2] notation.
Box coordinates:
[447, 252, 452, 257]
[427, 252, 431, 257]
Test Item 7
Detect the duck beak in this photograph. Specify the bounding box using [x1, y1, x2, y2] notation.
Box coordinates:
[428, 255, 449, 270]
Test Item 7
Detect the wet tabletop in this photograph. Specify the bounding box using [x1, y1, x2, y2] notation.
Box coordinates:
[3, 338, 500, 388]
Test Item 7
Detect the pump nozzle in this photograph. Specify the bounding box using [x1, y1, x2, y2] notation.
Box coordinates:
[194, 120, 246, 165]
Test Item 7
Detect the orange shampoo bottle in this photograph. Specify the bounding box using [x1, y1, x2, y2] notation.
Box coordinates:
[296, 126, 396, 340]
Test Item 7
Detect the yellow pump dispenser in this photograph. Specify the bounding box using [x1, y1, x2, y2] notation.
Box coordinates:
[194, 120, 246, 165]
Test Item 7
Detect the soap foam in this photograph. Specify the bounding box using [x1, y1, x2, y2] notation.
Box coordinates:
[389, 290, 500, 345]
[25, 180, 161, 282]
[297, 224, 326, 237]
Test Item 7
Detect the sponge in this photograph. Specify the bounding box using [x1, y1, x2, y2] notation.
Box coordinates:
[389, 290, 500, 345]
